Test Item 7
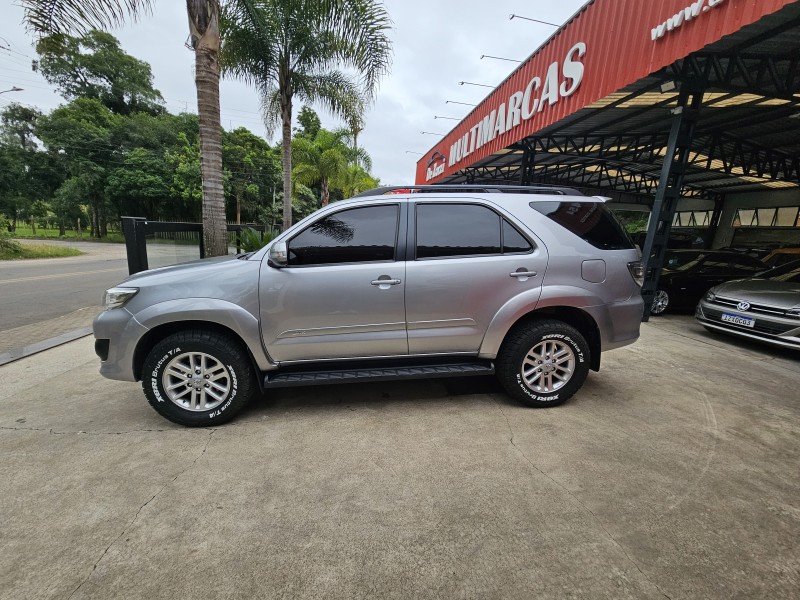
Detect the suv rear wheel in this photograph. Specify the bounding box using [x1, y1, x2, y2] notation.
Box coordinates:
[142, 330, 256, 426]
[497, 320, 590, 407]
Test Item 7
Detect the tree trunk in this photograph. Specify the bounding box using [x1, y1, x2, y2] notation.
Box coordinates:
[281, 90, 293, 231]
[59, 220, 65, 236]
[31, 217, 36, 235]
[235, 190, 241, 224]
[188, 0, 227, 257]
[321, 177, 330, 207]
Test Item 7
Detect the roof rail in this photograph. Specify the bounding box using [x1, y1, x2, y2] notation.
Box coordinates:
[352, 184, 584, 198]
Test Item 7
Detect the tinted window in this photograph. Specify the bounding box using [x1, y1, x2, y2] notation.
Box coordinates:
[288, 205, 398, 265]
[503, 220, 533, 253]
[417, 204, 501, 258]
[666, 251, 705, 270]
[530, 201, 634, 250]
[698, 255, 764, 276]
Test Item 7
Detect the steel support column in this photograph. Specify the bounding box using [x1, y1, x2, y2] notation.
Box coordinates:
[641, 84, 704, 321]
[518, 141, 536, 185]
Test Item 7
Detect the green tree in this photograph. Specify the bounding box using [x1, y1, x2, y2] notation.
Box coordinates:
[222, 127, 280, 224]
[220, 0, 392, 230]
[294, 105, 321, 139]
[292, 128, 351, 208]
[51, 175, 90, 235]
[0, 104, 59, 231]
[36, 98, 120, 237]
[334, 163, 377, 198]
[34, 30, 164, 115]
[21, 0, 230, 256]
[165, 132, 203, 222]
[105, 147, 169, 218]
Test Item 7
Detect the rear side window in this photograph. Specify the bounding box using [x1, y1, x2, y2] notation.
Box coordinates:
[288, 205, 399, 265]
[416, 204, 533, 259]
[530, 201, 634, 250]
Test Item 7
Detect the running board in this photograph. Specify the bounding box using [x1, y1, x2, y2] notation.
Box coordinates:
[263, 360, 495, 388]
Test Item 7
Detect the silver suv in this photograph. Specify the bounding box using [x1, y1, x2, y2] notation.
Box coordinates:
[93, 185, 644, 426]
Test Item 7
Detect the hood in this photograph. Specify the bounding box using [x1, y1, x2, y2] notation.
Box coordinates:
[712, 278, 800, 310]
[121, 255, 241, 285]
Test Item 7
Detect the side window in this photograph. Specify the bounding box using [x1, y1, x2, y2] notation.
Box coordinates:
[530, 201, 635, 250]
[288, 205, 399, 266]
[416, 204, 533, 259]
[502, 220, 533, 253]
[416, 204, 500, 258]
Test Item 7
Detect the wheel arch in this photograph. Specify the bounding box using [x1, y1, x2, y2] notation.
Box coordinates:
[481, 294, 602, 372]
[133, 320, 265, 388]
[507, 307, 601, 371]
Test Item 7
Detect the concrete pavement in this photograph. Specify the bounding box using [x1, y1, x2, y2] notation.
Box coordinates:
[0, 316, 798, 599]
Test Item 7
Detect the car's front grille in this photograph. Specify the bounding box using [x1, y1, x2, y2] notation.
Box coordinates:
[702, 308, 796, 335]
[714, 296, 787, 317]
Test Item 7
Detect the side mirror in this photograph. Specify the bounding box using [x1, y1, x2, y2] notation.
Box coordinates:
[268, 241, 288, 267]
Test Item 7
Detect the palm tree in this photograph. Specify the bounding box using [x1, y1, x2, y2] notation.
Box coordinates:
[334, 163, 378, 198]
[292, 128, 348, 208]
[220, 0, 391, 230]
[21, 0, 230, 257]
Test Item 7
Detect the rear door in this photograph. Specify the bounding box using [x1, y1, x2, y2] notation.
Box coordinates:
[404, 201, 547, 355]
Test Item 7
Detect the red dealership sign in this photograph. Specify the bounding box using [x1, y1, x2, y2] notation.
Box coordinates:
[415, 0, 796, 184]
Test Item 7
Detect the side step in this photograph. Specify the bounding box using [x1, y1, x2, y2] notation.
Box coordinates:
[263, 360, 495, 388]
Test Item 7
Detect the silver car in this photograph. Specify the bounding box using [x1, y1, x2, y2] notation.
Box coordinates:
[94, 186, 644, 426]
[696, 259, 800, 350]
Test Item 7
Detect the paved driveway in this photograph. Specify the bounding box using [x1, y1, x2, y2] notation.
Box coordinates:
[1, 317, 798, 599]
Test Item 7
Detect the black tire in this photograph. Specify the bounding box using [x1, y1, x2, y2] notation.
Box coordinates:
[650, 290, 669, 316]
[142, 330, 256, 427]
[496, 319, 590, 408]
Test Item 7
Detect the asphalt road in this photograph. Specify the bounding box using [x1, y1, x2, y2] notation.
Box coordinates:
[0, 241, 129, 331]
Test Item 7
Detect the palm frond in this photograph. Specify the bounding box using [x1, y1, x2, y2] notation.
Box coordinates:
[21, 0, 154, 36]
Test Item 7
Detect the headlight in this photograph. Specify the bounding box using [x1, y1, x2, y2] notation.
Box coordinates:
[787, 308, 800, 319]
[103, 287, 138, 310]
[705, 291, 716, 302]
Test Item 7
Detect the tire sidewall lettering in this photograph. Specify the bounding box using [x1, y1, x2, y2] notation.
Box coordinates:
[541, 333, 584, 363]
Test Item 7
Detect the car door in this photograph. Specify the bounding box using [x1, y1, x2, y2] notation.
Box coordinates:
[404, 201, 547, 355]
[259, 203, 408, 362]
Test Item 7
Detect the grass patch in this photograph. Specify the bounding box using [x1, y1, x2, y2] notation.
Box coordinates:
[0, 243, 84, 260]
[9, 224, 124, 243]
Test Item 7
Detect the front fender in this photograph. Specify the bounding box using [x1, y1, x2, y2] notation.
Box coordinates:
[132, 298, 273, 371]
[478, 285, 603, 358]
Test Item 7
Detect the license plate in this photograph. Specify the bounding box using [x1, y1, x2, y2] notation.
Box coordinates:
[721, 313, 755, 328]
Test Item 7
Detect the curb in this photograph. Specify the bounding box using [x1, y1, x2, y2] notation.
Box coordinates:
[0, 327, 93, 366]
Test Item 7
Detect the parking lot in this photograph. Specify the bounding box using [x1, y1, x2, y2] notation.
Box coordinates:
[1, 315, 798, 599]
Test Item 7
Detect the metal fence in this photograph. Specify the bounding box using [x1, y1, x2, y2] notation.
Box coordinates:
[121, 217, 271, 275]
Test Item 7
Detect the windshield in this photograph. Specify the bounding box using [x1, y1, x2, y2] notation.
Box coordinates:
[761, 260, 800, 283]
[664, 251, 706, 271]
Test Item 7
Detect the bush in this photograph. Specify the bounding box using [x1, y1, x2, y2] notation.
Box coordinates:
[237, 227, 276, 252]
[0, 230, 22, 255]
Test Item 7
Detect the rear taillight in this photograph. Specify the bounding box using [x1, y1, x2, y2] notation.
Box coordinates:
[627, 261, 644, 287]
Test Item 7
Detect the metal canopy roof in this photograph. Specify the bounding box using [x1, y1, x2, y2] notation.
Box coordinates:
[439, 2, 800, 201]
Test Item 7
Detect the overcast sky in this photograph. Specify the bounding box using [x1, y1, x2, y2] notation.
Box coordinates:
[1, 0, 587, 185]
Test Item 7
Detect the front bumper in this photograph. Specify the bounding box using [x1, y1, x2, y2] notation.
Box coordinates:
[93, 308, 150, 381]
[696, 301, 800, 351]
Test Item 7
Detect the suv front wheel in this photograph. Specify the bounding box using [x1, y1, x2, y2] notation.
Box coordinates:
[497, 320, 590, 407]
[142, 330, 256, 426]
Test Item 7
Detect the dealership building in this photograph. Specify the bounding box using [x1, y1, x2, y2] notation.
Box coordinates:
[416, 0, 800, 311]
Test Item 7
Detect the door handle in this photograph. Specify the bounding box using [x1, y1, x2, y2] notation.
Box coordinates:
[510, 270, 537, 278]
[371, 278, 401, 286]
